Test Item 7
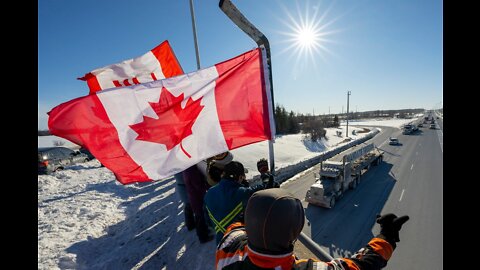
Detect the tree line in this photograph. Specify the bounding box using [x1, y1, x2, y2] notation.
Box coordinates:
[273, 104, 426, 142]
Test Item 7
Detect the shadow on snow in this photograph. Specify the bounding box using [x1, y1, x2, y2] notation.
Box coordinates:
[65, 177, 214, 270]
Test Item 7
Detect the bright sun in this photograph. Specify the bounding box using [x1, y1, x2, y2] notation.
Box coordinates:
[296, 26, 318, 49]
[276, 1, 338, 69]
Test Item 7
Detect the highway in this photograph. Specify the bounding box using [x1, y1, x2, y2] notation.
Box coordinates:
[282, 119, 443, 269]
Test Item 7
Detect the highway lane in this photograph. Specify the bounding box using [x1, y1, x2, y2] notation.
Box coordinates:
[282, 126, 399, 257]
[282, 124, 443, 269]
[380, 121, 443, 270]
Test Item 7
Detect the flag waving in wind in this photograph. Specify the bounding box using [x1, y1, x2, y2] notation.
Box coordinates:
[78, 40, 183, 94]
[49, 48, 273, 184]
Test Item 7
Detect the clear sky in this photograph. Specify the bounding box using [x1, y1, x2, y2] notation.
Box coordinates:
[38, 0, 443, 129]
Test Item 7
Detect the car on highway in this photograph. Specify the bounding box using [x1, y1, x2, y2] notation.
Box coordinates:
[79, 147, 96, 160]
[429, 123, 436, 129]
[389, 137, 400, 145]
[418, 123, 423, 127]
[38, 147, 90, 174]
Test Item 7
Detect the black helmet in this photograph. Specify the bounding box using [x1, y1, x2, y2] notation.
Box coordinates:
[245, 189, 305, 255]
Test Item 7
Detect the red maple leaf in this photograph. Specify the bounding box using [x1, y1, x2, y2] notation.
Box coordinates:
[129, 87, 204, 157]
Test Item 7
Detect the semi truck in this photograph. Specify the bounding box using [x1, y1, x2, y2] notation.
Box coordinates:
[305, 142, 384, 208]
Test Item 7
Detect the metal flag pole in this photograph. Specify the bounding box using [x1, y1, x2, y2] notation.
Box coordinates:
[189, 0, 201, 69]
[219, 0, 276, 174]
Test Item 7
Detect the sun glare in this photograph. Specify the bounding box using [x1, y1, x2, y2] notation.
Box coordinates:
[296, 26, 318, 49]
[275, 1, 339, 71]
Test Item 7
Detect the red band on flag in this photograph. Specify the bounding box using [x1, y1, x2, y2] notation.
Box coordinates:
[214, 48, 271, 149]
[47, 95, 149, 184]
[78, 72, 102, 93]
[151, 40, 184, 78]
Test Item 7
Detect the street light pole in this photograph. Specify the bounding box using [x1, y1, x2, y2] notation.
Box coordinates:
[346, 91, 351, 137]
[189, 0, 201, 69]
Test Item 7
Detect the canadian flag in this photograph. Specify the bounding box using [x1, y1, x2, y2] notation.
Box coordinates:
[49, 48, 273, 184]
[78, 40, 183, 94]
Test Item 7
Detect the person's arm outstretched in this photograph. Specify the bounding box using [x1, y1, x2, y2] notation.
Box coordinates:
[326, 213, 409, 270]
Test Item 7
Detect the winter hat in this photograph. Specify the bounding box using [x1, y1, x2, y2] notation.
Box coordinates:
[211, 151, 234, 169]
[223, 161, 248, 179]
[245, 189, 305, 255]
[207, 152, 234, 186]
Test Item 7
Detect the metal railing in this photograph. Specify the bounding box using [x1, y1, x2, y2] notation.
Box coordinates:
[298, 232, 334, 261]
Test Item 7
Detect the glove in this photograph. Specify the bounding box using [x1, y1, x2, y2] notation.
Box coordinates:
[376, 213, 409, 247]
[261, 173, 279, 188]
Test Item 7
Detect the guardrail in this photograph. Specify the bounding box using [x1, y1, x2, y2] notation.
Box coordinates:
[298, 232, 334, 261]
[250, 128, 380, 185]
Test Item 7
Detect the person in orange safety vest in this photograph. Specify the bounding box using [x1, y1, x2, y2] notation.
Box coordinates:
[216, 188, 409, 270]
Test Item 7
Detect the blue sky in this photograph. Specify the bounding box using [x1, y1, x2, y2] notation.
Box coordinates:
[38, 0, 442, 129]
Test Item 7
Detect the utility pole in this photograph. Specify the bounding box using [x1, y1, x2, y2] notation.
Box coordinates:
[346, 91, 351, 137]
[189, 0, 201, 69]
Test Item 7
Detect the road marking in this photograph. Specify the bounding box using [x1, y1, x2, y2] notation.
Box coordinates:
[379, 139, 388, 148]
[436, 129, 444, 153]
[399, 189, 405, 201]
[410, 164, 414, 170]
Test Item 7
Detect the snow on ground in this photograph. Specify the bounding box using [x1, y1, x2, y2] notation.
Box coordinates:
[342, 117, 418, 129]
[232, 125, 367, 179]
[37, 118, 404, 269]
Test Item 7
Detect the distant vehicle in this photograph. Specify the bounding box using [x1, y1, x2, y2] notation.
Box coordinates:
[402, 124, 413, 135]
[389, 137, 400, 145]
[418, 123, 423, 127]
[79, 147, 95, 160]
[429, 123, 436, 129]
[436, 116, 439, 119]
[38, 147, 89, 174]
[79, 147, 105, 167]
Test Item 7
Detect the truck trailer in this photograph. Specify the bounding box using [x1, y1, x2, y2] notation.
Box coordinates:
[305, 143, 384, 208]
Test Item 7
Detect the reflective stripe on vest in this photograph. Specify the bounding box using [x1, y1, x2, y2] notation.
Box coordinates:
[206, 202, 243, 234]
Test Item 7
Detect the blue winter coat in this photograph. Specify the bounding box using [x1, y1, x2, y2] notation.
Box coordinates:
[204, 178, 269, 244]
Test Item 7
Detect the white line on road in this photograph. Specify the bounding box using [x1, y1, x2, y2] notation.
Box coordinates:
[399, 189, 405, 202]
[410, 164, 414, 170]
[379, 139, 388, 148]
[437, 129, 443, 153]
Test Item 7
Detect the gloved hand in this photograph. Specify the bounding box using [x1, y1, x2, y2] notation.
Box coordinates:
[261, 173, 279, 188]
[376, 213, 409, 247]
